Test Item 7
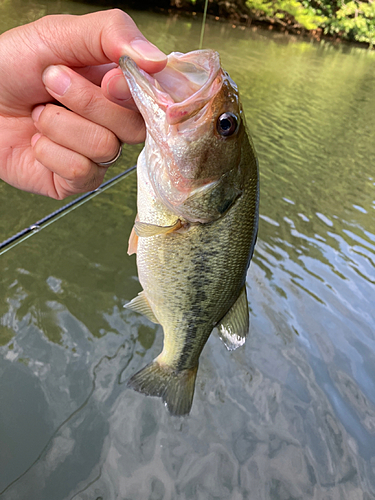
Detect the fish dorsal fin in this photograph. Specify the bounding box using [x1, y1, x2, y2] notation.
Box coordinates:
[125, 291, 159, 324]
[217, 285, 249, 351]
[134, 219, 182, 237]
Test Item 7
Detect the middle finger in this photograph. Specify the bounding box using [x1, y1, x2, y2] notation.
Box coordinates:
[42, 64, 145, 145]
[32, 103, 121, 164]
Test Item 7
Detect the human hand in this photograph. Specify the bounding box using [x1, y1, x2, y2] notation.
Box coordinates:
[0, 9, 167, 199]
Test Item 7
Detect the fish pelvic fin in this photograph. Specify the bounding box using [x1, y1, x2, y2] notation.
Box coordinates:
[125, 291, 159, 324]
[217, 285, 249, 351]
[134, 219, 182, 237]
[127, 360, 198, 416]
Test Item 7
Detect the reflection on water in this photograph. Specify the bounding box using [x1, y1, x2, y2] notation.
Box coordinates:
[1, 3, 375, 499]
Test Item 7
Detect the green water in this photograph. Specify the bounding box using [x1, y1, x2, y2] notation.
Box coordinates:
[1, 2, 375, 499]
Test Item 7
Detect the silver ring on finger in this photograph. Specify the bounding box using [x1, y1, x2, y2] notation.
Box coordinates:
[97, 143, 122, 167]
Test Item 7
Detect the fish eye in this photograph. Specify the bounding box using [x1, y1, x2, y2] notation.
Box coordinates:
[216, 112, 239, 137]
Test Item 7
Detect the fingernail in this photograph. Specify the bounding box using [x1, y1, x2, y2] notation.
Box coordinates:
[107, 74, 132, 101]
[129, 38, 166, 62]
[43, 65, 71, 96]
[31, 105, 45, 123]
[31, 133, 42, 147]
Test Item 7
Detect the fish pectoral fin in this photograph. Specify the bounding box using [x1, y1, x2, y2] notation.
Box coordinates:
[217, 285, 249, 351]
[124, 291, 159, 324]
[127, 226, 138, 255]
[127, 359, 198, 416]
[134, 219, 182, 237]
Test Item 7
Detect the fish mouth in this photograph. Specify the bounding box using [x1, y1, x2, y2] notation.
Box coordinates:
[119, 50, 222, 125]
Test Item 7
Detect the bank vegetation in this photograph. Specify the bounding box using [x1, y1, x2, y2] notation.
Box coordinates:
[131, 0, 375, 47]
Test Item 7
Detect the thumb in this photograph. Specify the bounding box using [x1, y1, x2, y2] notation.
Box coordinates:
[34, 9, 167, 73]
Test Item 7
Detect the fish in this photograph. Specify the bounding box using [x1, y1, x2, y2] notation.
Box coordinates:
[120, 49, 259, 416]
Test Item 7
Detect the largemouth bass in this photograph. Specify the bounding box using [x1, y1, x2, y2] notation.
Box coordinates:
[120, 50, 259, 416]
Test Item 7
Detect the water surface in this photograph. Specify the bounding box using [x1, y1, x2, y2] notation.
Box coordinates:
[1, 2, 375, 499]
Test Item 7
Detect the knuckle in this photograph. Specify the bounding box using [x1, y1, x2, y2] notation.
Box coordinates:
[118, 113, 145, 145]
[66, 156, 104, 191]
[67, 154, 92, 182]
[91, 130, 119, 160]
[132, 122, 146, 144]
[75, 87, 99, 115]
[107, 8, 131, 24]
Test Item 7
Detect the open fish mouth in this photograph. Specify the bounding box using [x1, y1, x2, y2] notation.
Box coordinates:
[119, 50, 223, 126]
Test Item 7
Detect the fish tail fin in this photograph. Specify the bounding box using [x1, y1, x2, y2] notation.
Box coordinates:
[127, 360, 198, 416]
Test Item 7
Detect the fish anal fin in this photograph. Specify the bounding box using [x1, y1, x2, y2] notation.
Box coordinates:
[125, 291, 159, 324]
[128, 359, 198, 416]
[134, 219, 182, 237]
[218, 285, 249, 351]
[127, 226, 138, 255]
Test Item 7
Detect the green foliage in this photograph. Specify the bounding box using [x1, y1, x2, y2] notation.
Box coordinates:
[323, 1, 375, 47]
[247, 0, 327, 30]
[165, 0, 375, 47]
[245, 0, 375, 46]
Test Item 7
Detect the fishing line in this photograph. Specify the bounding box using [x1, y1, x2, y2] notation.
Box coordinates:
[0, 165, 136, 256]
[198, 0, 209, 49]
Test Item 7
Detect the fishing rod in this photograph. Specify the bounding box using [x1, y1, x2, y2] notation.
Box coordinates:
[0, 165, 136, 256]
